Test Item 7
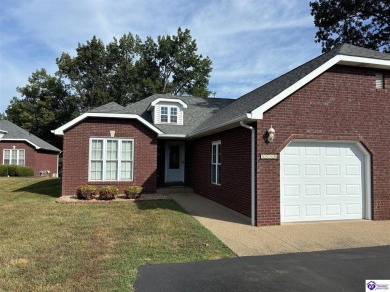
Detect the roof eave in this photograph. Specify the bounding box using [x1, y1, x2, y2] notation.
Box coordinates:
[250, 55, 390, 119]
[188, 115, 255, 139]
[53, 113, 164, 136]
[0, 138, 41, 150]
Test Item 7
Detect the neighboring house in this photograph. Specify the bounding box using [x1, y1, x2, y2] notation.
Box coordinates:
[54, 44, 390, 226]
[0, 120, 61, 176]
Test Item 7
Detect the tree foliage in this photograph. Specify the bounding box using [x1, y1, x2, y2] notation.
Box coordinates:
[6, 69, 79, 148]
[6, 28, 212, 148]
[310, 0, 390, 52]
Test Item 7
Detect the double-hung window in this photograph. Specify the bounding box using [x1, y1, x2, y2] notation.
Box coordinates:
[160, 106, 178, 123]
[3, 149, 25, 166]
[89, 138, 134, 181]
[211, 141, 221, 185]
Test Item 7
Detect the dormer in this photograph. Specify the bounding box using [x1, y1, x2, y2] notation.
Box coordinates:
[0, 129, 7, 139]
[148, 98, 188, 125]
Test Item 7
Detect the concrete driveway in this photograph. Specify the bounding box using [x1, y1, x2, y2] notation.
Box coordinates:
[170, 193, 390, 256]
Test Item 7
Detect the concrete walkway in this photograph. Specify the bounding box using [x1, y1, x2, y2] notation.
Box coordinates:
[170, 193, 390, 256]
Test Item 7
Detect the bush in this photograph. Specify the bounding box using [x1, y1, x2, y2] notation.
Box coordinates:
[16, 166, 34, 177]
[0, 165, 34, 177]
[7, 165, 18, 176]
[76, 185, 97, 200]
[98, 186, 119, 200]
[0, 165, 8, 176]
[124, 186, 143, 199]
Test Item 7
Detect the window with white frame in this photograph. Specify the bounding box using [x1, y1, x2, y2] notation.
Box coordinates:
[211, 141, 221, 185]
[160, 106, 178, 123]
[3, 149, 25, 166]
[89, 138, 134, 181]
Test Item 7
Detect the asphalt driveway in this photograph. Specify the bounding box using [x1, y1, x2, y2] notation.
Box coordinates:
[170, 193, 390, 256]
[135, 245, 390, 292]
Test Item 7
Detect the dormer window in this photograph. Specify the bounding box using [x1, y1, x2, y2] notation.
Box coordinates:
[160, 106, 178, 123]
[170, 107, 177, 123]
[161, 107, 168, 122]
[148, 97, 187, 125]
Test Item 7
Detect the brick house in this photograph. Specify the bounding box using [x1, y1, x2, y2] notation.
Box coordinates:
[54, 44, 390, 226]
[0, 120, 61, 176]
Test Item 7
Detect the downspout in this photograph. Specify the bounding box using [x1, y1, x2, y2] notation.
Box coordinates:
[240, 120, 256, 226]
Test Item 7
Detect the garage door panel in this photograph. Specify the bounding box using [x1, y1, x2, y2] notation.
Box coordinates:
[284, 185, 300, 197]
[325, 184, 341, 196]
[281, 141, 365, 222]
[346, 203, 362, 215]
[325, 204, 341, 216]
[305, 146, 320, 156]
[346, 185, 360, 196]
[284, 164, 300, 176]
[306, 205, 321, 217]
[305, 164, 320, 176]
[346, 165, 360, 176]
[325, 164, 341, 176]
[325, 147, 341, 156]
[305, 184, 321, 197]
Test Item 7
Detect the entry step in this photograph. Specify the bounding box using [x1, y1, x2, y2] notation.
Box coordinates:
[157, 187, 194, 194]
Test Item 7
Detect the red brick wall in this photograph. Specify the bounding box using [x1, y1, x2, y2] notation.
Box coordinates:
[256, 65, 389, 225]
[0, 141, 58, 176]
[187, 126, 253, 217]
[61, 118, 157, 196]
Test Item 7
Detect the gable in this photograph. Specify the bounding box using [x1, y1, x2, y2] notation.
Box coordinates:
[190, 45, 390, 137]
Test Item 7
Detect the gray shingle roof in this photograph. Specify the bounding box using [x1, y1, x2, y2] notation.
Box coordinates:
[87, 101, 125, 113]
[192, 44, 390, 134]
[79, 44, 388, 138]
[120, 94, 234, 135]
[0, 120, 61, 152]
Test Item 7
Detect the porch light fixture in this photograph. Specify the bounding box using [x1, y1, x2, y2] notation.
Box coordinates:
[110, 130, 115, 137]
[267, 126, 275, 142]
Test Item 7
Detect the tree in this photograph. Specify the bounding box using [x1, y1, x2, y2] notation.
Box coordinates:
[139, 28, 212, 98]
[56, 28, 212, 112]
[310, 0, 390, 52]
[0, 112, 6, 120]
[6, 69, 78, 148]
[6, 28, 212, 148]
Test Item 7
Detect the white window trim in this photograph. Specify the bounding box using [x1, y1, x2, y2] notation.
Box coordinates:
[88, 138, 134, 182]
[3, 149, 25, 166]
[160, 105, 179, 124]
[211, 141, 221, 185]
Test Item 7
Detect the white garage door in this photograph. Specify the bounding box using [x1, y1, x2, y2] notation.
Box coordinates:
[280, 141, 366, 223]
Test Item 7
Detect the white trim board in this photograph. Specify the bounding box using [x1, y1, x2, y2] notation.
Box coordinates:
[52, 113, 164, 136]
[249, 55, 390, 120]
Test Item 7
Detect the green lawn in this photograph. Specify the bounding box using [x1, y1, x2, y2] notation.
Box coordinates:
[0, 178, 235, 291]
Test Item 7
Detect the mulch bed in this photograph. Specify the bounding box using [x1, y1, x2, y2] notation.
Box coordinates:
[56, 194, 171, 204]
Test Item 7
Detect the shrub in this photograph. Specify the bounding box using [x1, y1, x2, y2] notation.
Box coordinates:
[124, 186, 143, 199]
[76, 185, 97, 200]
[0, 165, 8, 176]
[7, 165, 18, 176]
[98, 186, 119, 200]
[16, 166, 34, 177]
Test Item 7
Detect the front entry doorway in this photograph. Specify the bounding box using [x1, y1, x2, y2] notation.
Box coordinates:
[165, 142, 185, 183]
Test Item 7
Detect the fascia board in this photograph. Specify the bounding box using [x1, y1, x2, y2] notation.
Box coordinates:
[52, 113, 164, 135]
[250, 55, 390, 120]
[250, 56, 341, 119]
[148, 98, 188, 110]
[0, 138, 41, 149]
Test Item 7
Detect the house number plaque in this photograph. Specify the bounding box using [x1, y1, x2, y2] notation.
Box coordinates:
[260, 154, 278, 160]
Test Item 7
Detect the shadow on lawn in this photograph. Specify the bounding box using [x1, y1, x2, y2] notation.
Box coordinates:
[135, 200, 188, 215]
[14, 178, 62, 198]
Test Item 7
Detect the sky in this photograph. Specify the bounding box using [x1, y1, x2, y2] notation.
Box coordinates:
[0, 0, 321, 114]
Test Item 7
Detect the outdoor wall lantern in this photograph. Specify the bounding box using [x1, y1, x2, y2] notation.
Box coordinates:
[267, 126, 275, 142]
[110, 130, 115, 137]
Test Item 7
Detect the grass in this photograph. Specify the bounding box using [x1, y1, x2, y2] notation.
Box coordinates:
[0, 178, 235, 291]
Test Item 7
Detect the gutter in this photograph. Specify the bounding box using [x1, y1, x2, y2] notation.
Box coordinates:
[240, 120, 256, 226]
